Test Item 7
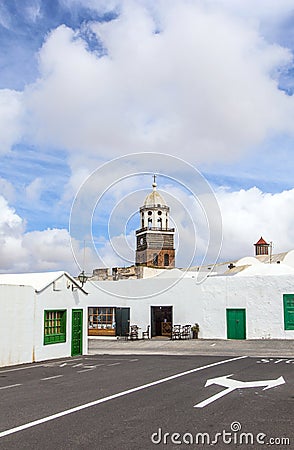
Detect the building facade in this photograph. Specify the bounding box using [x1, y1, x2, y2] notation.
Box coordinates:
[0, 272, 88, 367]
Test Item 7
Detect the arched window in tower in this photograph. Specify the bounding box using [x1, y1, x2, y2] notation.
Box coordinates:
[141, 213, 144, 229]
[166, 218, 168, 229]
[148, 217, 152, 229]
[153, 253, 158, 266]
[157, 217, 162, 229]
[164, 253, 169, 266]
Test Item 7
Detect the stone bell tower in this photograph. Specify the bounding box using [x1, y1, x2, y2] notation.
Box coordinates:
[135, 176, 175, 268]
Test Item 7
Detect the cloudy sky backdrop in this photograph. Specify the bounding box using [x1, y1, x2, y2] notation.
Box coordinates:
[0, 0, 294, 274]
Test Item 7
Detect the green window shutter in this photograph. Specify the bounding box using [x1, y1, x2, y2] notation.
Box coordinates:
[283, 294, 294, 330]
[44, 310, 67, 345]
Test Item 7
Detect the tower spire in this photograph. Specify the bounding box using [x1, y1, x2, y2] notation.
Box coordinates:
[152, 174, 157, 190]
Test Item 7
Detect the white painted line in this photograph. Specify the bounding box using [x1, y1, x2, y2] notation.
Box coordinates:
[72, 363, 83, 368]
[0, 356, 247, 438]
[129, 359, 139, 362]
[41, 375, 63, 381]
[107, 363, 120, 366]
[0, 358, 84, 375]
[0, 365, 45, 374]
[0, 384, 21, 390]
[77, 369, 95, 373]
[85, 358, 131, 361]
[59, 363, 67, 367]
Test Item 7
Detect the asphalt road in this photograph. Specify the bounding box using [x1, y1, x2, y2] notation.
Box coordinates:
[0, 354, 293, 449]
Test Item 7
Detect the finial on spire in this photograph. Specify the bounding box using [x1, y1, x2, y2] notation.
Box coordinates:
[152, 174, 157, 190]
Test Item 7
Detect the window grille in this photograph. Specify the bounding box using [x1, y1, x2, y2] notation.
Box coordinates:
[44, 310, 66, 345]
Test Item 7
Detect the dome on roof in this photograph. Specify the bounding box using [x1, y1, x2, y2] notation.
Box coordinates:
[144, 189, 167, 207]
[143, 177, 167, 207]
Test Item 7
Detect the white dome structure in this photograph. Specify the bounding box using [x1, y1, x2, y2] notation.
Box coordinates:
[144, 189, 167, 207]
[143, 178, 167, 207]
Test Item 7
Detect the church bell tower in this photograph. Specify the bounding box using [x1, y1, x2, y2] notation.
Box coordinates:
[135, 176, 175, 268]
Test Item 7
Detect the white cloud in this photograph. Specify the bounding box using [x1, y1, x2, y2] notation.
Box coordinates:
[216, 186, 294, 260]
[1, 183, 294, 272]
[0, 195, 96, 274]
[0, 196, 27, 271]
[0, 196, 24, 238]
[25, 177, 43, 203]
[0, 178, 15, 202]
[23, 1, 294, 166]
[0, 89, 23, 154]
[0, 1, 293, 273]
[87, 183, 294, 268]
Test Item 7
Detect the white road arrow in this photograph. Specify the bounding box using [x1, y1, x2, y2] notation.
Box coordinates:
[194, 374, 285, 408]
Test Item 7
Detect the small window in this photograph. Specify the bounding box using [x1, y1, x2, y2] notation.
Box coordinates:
[283, 294, 294, 330]
[88, 307, 116, 336]
[44, 310, 66, 345]
[164, 253, 169, 266]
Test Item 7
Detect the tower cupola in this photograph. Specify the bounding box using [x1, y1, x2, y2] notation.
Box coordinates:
[254, 236, 270, 256]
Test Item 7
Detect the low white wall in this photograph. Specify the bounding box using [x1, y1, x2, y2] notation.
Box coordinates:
[84, 274, 294, 339]
[0, 285, 35, 366]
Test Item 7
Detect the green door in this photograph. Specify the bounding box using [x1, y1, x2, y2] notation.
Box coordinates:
[226, 309, 246, 339]
[72, 309, 83, 356]
[283, 294, 294, 330]
[115, 307, 130, 337]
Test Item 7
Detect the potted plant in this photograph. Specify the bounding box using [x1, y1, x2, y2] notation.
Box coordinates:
[191, 323, 200, 339]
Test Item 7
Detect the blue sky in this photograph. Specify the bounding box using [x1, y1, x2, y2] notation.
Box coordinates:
[0, 0, 294, 274]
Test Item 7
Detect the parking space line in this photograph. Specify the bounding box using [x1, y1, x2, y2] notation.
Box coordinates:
[107, 363, 120, 366]
[0, 384, 22, 390]
[0, 355, 247, 438]
[41, 375, 63, 381]
[77, 369, 95, 373]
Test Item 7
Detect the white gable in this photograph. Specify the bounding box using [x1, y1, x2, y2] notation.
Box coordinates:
[0, 271, 81, 292]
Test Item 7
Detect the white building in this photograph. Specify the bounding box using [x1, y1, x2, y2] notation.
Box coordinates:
[0, 272, 88, 367]
[84, 265, 294, 341]
[1, 185, 293, 367]
[85, 184, 294, 341]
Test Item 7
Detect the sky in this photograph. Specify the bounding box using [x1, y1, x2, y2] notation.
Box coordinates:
[0, 0, 294, 275]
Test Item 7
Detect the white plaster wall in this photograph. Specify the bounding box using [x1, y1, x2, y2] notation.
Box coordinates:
[284, 250, 294, 268]
[0, 285, 35, 366]
[83, 274, 294, 339]
[34, 275, 88, 362]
